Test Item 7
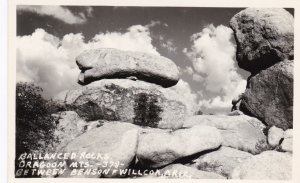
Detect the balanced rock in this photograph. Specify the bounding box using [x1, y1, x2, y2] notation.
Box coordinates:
[230, 151, 292, 180]
[76, 48, 180, 87]
[160, 164, 226, 179]
[62, 122, 139, 178]
[230, 8, 294, 73]
[267, 126, 284, 147]
[191, 146, 253, 177]
[136, 125, 222, 168]
[64, 79, 187, 129]
[239, 60, 293, 130]
[183, 115, 267, 154]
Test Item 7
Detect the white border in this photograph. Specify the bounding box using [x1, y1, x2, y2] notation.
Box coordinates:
[7, 0, 300, 183]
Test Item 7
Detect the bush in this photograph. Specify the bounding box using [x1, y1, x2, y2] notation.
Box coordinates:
[16, 82, 58, 177]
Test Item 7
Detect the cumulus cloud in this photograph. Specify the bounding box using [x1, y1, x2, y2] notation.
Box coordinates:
[89, 24, 159, 55]
[185, 24, 246, 113]
[17, 5, 92, 24]
[17, 23, 160, 98]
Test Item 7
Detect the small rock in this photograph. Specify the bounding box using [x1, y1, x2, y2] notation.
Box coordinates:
[268, 126, 284, 147]
[183, 115, 267, 154]
[136, 125, 222, 168]
[191, 146, 253, 177]
[76, 48, 180, 87]
[284, 129, 293, 138]
[227, 110, 244, 116]
[230, 151, 292, 180]
[281, 129, 293, 152]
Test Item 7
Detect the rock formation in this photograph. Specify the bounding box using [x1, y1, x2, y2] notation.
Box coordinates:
[43, 7, 293, 180]
[230, 8, 294, 130]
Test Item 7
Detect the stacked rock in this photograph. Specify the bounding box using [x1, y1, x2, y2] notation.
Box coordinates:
[65, 48, 187, 129]
[52, 48, 226, 178]
[230, 8, 294, 130]
[48, 8, 293, 180]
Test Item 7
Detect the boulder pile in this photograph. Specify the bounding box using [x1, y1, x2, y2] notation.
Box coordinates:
[47, 8, 293, 180]
[230, 8, 294, 130]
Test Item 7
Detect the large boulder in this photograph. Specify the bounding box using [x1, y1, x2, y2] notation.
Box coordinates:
[239, 60, 293, 130]
[230, 151, 292, 180]
[230, 8, 294, 74]
[183, 115, 267, 154]
[63, 79, 187, 129]
[191, 146, 253, 177]
[61, 122, 139, 178]
[136, 125, 222, 168]
[76, 48, 180, 87]
[159, 164, 226, 179]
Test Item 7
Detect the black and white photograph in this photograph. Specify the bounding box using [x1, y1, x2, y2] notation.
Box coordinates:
[7, 1, 298, 181]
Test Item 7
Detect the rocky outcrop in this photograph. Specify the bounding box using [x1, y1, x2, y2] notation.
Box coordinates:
[136, 125, 222, 168]
[191, 146, 253, 177]
[76, 48, 180, 87]
[63, 79, 187, 129]
[62, 122, 139, 178]
[183, 115, 267, 154]
[160, 164, 226, 179]
[230, 151, 292, 180]
[230, 8, 294, 74]
[267, 126, 284, 147]
[239, 60, 293, 130]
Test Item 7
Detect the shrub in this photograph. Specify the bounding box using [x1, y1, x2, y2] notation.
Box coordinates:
[15, 82, 58, 177]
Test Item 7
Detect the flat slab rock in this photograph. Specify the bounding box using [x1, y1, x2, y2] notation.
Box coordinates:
[183, 115, 267, 154]
[230, 8, 294, 74]
[191, 146, 253, 177]
[240, 60, 293, 130]
[136, 125, 222, 168]
[61, 122, 139, 178]
[76, 48, 180, 87]
[63, 79, 188, 130]
[230, 151, 292, 180]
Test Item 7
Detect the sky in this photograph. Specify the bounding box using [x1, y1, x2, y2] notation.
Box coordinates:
[16, 6, 294, 114]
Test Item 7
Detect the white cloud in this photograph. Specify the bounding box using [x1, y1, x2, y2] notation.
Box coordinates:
[17, 5, 92, 24]
[182, 66, 194, 75]
[185, 24, 246, 113]
[89, 24, 159, 55]
[161, 39, 177, 53]
[17, 29, 81, 97]
[146, 20, 161, 28]
[192, 73, 204, 82]
[17, 23, 160, 98]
